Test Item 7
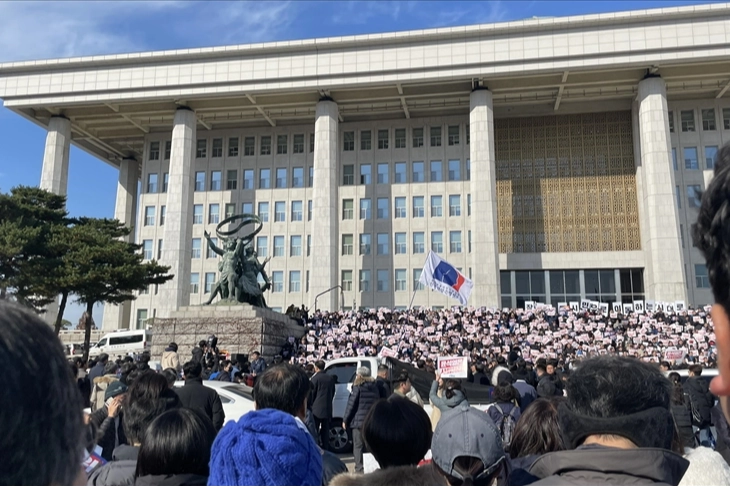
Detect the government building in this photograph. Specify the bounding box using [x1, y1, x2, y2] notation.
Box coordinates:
[0, 3, 726, 330]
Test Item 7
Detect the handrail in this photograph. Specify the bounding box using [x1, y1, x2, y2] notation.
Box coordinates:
[313, 285, 344, 312]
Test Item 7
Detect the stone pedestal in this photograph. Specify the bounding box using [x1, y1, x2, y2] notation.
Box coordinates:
[150, 305, 304, 363]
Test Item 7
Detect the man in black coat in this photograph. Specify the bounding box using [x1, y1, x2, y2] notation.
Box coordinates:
[684, 364, 717, 446]
[375, 365, 391, 397]
[88, 353, 109, 384]
[309, 360, 336, 451]
[175, 360, 225, 431]
[343, 367, 384, 474]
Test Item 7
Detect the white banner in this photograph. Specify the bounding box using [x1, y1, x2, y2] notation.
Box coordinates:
[437, 356, 469, 378]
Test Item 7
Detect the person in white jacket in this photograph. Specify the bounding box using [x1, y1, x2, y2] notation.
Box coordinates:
[161, 342, 181, 374]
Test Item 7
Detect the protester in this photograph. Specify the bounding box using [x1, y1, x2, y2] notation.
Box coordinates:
[511, 359, 537, 410]
[162, 368, 178, 389]
[89, 353, 110, 384]
[667, 372, 697, 450]
[250, 351, 267, 377]
[310, 360, 336, 451]
[487, 381, 521, 448]
[216, 360, 232, 382]
[344, 366, 384, 474]
[91, 362, 121, 412]
[133, 408, 215, 486]
[90, 381, 128, 461]
[161, 342, 181, 374]
[191, 341, 205, 368]
[76, 358, 93, 408]
[375, 365, 391, 398]
[469, 362, 490, 386]
[175, 361, 224, 431]
[683, 365, 716, 447]
[430, 372, 467, 412]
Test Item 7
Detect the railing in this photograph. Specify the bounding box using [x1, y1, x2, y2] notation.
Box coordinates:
[313, 285, 344, 312]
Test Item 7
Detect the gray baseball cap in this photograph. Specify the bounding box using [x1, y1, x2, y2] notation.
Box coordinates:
[431, 403, 505, 482]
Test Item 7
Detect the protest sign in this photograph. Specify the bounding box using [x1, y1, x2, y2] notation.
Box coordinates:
[525, 301, 535, 311]
[437, 356, 469, 378]
[675, 301, 686, 312]
[378, 346, 397, 358]
[570, 301, 579, 312]
[633, 300, 645, 313]
[599, 303, 609, 314]
[612, 302, 622, 312]
[622, 303, 634, 314]
[664, 348, 686, 364]
[581, 299, 591, 310]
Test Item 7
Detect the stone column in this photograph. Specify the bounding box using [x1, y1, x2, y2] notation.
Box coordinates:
[310, 99, 339, 311]
[40, 116, 71, 195]
[159, 108, 196, 316]
[636, 77, 687, 302]
[102, 157, 140, 330]
[469, 89, 501, 307]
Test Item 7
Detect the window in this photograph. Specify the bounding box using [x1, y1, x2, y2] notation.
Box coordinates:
[413, 232, 425, 254]
[377, 129, 389, 149]
[147, 173, 158, 193]
[149, 141, 160, 160]
[189, 273, 200, 294]
[290, 236, 302, 257]
[307, 200, 312, 221]
[244, 136, 255, 156]
[412, 161, 425, 182]
[225, 203, 236, 219]
[394, 162, 406, 183]
[157, 239, 163, 260]
[254, 236, 268, 258]
[243, 169, 254, 190]
[160, 205, 166, 226]
[724, 109, 730, 130]
[291, 201, 303, 221]
[468, 230, 471, 252]
[164, 141, 171, 159]
[201, 272, 215, 294]
[695, 264, 710, 288]
[672, 148, 678, 171]
[360, 164, 371, 185]
[308, 166, 313, 187]
[277, 135, 288, 154]
[212, 138, 223, 158]
[194, 172, 205, 192]
[583, 270, 614, 303]
[209, 171, 221, 191]
[193, 204, 203, 224]
[260, 136, 271, 155]
[342, 199, 354, 220]
[228, 137, 239, 157]
[680, 224, 685, 249]
[668, 111, 674, 132]
[360, 270, 371, 292]
[413, 196, 425, 218]
[144, 206, 155, 226]
[293, 134, 304, 154]
[360, 198, 371, 220]
[274, 201, 286, 222]
[272, 271, 284, 292]
[342, 270, 353, 291]
[259, 169, 271, 189]
[377, 198, 389, 219]
[394, 197, 406, 218]
[431, 195, 443, 217]
[450, 231, 462, 253]
[705, 146, 718, 169]
[344, 131, 355, 151]
[448, 125, 460, 145]
[702, 109, 716, 131]
[681, 110, 695, 132]
[515, 270, 548, 306]
[343, 165, 355, 185]
[377, 163, 389, 184]
[242, 202, 253, 214]
[466, 159, 471, 180]
[395, 128, 406, 148]
[431, 231, 443, 253]
[361, 130, 371, 150]
[414, 269, 425, 291]
[430, 126, 442, 147]
[209, 204, 220, 224]
[413, 128, 424, 148]
[310, 133, 315, 152]
[467, 194, 471, 216]
[206, 237, 218, 258]
[449, 195, 461, 216]
[258, 202, 269, 222]
[395, 233, 406, 254]
[191, 238, 201, 259]
[226, 170, 237, 190]
[676, 185, 681, 209]
[684, 147, 699, 170]
[292, 167, 304, 188]
[377, 233, 389, 255]
[548, 270, 581, 307]
[196, 139, 207, 158]
[289, 271, 301, 292]
[687, 185, 702, 208]
[359, 234, 371, 255]
[430, 160, 443, 182]
[445, 161, 460, 183]
[142, 240, 153, 260]
[307, 235, 311, 256]
[342, 234, 354, 255]
[275, 168, 287, 188]
[377, 270, 389, 292]
[273, 236, 285, 257]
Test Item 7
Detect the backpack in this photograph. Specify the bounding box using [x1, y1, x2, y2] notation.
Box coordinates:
[494, 403, 518, 446]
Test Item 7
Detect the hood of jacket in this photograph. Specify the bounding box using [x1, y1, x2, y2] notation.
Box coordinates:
[684, 376, 710, 394]
[163, 348, 177, 355]
[354, 375, 376, 387]
[93, 374, 118, 386]
[492, 365, 510, 386]
[529, 446, 689, 485]
[134, 473, 208, 486]
[330, 464, 447, 486]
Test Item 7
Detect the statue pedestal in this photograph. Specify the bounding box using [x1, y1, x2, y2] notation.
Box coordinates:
[150, 305, 304, 363]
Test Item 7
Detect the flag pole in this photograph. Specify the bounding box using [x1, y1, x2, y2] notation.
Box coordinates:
[410, 252, 431, 311]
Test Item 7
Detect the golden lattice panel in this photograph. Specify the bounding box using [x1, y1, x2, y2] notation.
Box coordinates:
[495, 111, 641, 254]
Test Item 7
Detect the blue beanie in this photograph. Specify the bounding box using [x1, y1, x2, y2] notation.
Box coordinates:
[208, 409, 323, 486]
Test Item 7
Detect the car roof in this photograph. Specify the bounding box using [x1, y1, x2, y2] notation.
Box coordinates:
[101, 329, 149, 337]
[669, 368, 718, 377]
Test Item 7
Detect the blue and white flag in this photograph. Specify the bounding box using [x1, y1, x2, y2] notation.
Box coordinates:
[419, 251, 474, 306]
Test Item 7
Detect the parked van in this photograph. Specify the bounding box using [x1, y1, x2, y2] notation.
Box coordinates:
[88, 329, 152, 358]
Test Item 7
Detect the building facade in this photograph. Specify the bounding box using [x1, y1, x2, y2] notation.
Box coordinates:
[0, 3, 727, 329]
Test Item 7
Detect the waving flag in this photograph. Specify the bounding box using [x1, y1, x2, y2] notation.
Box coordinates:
[419, 251, 473, 306]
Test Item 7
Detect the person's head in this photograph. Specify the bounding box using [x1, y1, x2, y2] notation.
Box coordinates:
[183, 360, 203, 380]
[493, 381, 517, 403]
[163, 368, 178, 388]
[123, 371, 180, 445]
[251, 351, 260, 360]
[104, 380, 128, 403]
[104, 361, 119, 376]
[135, 408, 216, 480]
[508, 397, 566, 459]
[198, 340, 207, 349]
[314, 360, 325, 372]
[357, 366, 371, 379]
[98, 353, 109, 364]
[688, 364, 703, 377]
[362, 397, 432, 468]
[432, 403, 505, 486]
[168, 342, 178, 352]
[443, 379, 463, 400]
[392, 371, 411, 394]
[0, 301, 85, 486]
[560, 356, 673, 450]
[659, 361, 671, 372]
[253, 363, 310, 420]
[536, 364, 547, 376]
[221, 360, 231, 372]
[546, 363, 555, 375]
[668, 373, 686, 406]
[377, 364, 388, 379]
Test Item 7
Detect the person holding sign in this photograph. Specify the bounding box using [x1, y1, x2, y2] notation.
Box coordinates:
[430, 371, 468, 413]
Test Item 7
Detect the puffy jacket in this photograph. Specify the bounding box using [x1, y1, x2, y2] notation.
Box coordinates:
[684, 377, 715, 427]
[174, 377, 225, 430]
[429, 380, 467, 412]
[344, 377, 383, 429]
[90, 407, 128, 462]
[134, 474, 207, 486]
[87, 445, 139, 486]
[679, 446, 730, 486]
[671, 403, 696, 450]
[91, 375, 119, 412]
[161, 349, 180, 373]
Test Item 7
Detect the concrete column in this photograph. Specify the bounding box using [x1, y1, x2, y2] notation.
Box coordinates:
[310, 99, 339, 311]
[40, 116, 71, 195]
[636, 77, 687, 302]
[469, 89, 501, 306]
[159, 108, 196, 316]
[102, 157, 140, 330]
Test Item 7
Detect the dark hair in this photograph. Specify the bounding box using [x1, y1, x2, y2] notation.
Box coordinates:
[135, 408, 216, 478]
[198, 340, 207, 348]
[535, 364, 547, 374]
[688, 364, 703, 376]
[183, 360, 202, 379]
[98, 353, 109, 363]
[432, 456, 502, 486]
[104, 361, 119, 375]
[377, 364, 388, 373]
[0, 301, 84, 485]
[362, 397, 432, 468]
[253, 363, 310, 416]
[163, 368, 178, 388]
[493, 381, 517, 403]
[314, 360, 326, 371]
[392, 371, 409, 388]
[168, 342, 178, 352]
[444, 379, 463, 400]
[660, 361, 671, 369]
[220, 359, 231, 369]
[508, 397, 566, 458]
[123, 371, 180, 444]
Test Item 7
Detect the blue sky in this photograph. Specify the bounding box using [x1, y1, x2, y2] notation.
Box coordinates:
[0, 0, 717, 324]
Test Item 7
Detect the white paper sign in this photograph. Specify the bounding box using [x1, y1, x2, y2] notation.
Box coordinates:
[645, 300, 655, 313]
[675, 301, 686, 312]
[437, 356, 469, 378]
[570, 301, 580, 312]
[525, 301, 535, 311]
[612, 302, 622, 312]
[623, 303, 634, 314]
[599, 303, 609, 314]
[633, 300, 645, 313]
[581, 299, 591, 310]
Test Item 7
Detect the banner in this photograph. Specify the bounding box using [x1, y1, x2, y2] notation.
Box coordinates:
[437, 356, 469, 378]
[599, 303, 609, 314]
[664, 348, 686, 363]
[580, 299, 590, 310]
[419, 251, 474, 306]
[622, 303, 634, 314]
[675, 301, 686, 312]
[525, 301, 535, 311]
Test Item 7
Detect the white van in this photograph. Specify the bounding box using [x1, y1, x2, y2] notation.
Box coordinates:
[88, 330, 152, 358]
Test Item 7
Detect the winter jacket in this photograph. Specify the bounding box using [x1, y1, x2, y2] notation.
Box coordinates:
[536, 375, 562, 398]
[712, 404, 730, 465]
[344, 376, 383, 430]
[528, 445, 689, 485]
[671, 403, 697, 450]
[487, 401, 522, 432]
[678, 446, 730, 486]
[491, 365, 511, 386]
[91, 375, 119, 412]
[329, 463, 447, 486]
[78, 375, 92, 408]
[375, 377, 391, 398]
[134, 474, 207, 486]
[91, 407, 128, 462]
[87, 445, 139, 486]
[322, 450, 348, 485]
[191, 347, 203, 367]
[310, 372, 336, 419]
[429, 380, 467, 412]
[683, 377, 715, 427]
[513, 380, 537, 411]
[174, 377, 225, 430]
[215, 369, 231, 382]
[161, 349, 180, 373]
[251, 357, 267, 375]
[88, 362, 106, 384]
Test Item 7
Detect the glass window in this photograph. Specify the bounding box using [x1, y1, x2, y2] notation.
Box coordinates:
[394, 197, 406, 218]
[450, 231, 462, 253]
[342, 199, 354, 220]
[395, 128, 406, 148]
[449, 195, 461, 217]
[289, 271, 301, 292]
[360, 199, 371, 220]
[193, 204, 203, 224]
[342, 234, 354, 255]
[226, 170, 237, 190]
[676, 185, 682, 209]
[687, 185, 702, 208]
[160, 205, 166, 226]
[672, 148, 678, 171]
[307, 200, 312, 221]
[361, 130, 371, 150]
[225, 203, 236, 219]
[360, 164, 371, 185]
[431, 195, 443, 217]
[448, 125, 460, 145]
[395, 233, 406, 254]
[695, 264, 709, 288]
[204, 272, 216, 293]
[342, 270, 353, 291]
[377, 233, 389, 255]
[260, 136, 271, 155]
[259, 168, 271, 189]
[291, 201, 303, 221]
[343, 165, 355, 185]
[242, 202, 253, 214]
[258, 202, 269, 222]
[257, 236, 268, 257]
[144, 206, 155, 226]
[148, 141, 160, 160]
[724, 108, 730, 130]
[377, 129, 389, 149]
[668, 111, 674, 132]
[208, 204, 220, 224]
[412, 161, 425, 182]
[702, 109, 716, 131]
[394, 162, 406, 183]
[467, 194, 471, 216]
[684, 147, 699, 170]
[413, 232, 425, 254]
[203, 237, 215, 259]
[290, 236, 302, 257]
[448, 160, 461, 181]
[705, 146, 718, 169]
[209, 171, 221, 191]
[681, 110, 695, 132]
[359, 234, 371, 255]
[272, 271, 284, 292]
[307, 235, 311, 256]
[292, 167, 304, 188]
[275, 168, 287, 188]
[430, 160, 443, 182]
[158, 238, 164, 260]
[212, 138, 223, 158]
[160, 172, 168, 193]
[413, 196, 425, 218]
[228, 137, 239, 157]
[430, 126, 442, 147]
[190, 273, 199, 294]
[343, 131, 355, 151]
[244, 136, 255, 156]
[310, 133, 315, 152]
[273, 236, 285, 257]
[196, 139, 207, 158]
[164, 141, 171, 159]
[377, 198, 389, 219]
[431, 231, 443, 253]
[308, 166, 313, 187]
[466, 159, 471, 181]
[293, 134, 304, 154]
[413, 128, 424, 148]
[275, 201, 286, 222]
[395, 269, 407, 291]
[191, 238, 201, 259]
[377, 163, 389, 184]
[277, 135, 288, 154]
[243, 169, 254, 189]
[414, 269, 425, 291]
[360, 269, 371, 291]
[142, 240, 153, 260]
[377, 269, 389, 292]
[147, 173, 158, 193]
[468, 230, 471, 252]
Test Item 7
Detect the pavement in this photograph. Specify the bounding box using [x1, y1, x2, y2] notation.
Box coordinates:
[337, 453, 355, 472]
